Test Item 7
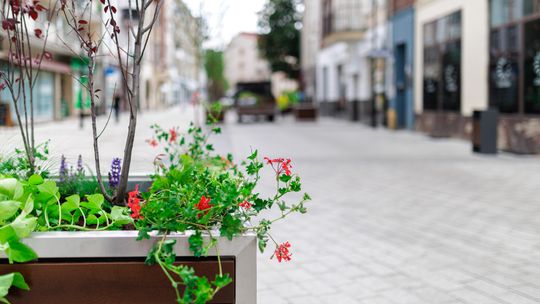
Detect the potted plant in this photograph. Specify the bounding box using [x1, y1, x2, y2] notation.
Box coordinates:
[0, 1, 310, 303]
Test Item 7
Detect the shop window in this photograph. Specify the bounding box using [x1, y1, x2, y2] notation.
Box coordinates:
[490, 0, 540, 114]
[422, 11, 462, 112]
[524, 18, 540, 113]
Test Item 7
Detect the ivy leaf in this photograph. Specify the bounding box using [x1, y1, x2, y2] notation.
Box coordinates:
[36, 180, 58, 198]
[110, 206, 133, 226]
[62, 195, 80, 212]
[0, 272, 29, 298]
[81, 194, 104, 211]
[28, 174, 43, 186]
[6, 240, 38, 263]
[10, 215, 37, 239]
[0, 201, 21, 222]
[0, 179, 23, 200]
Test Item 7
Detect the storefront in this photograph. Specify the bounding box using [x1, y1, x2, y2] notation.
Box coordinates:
[489, 0, 540, 153]
[414, 0, 489, 139]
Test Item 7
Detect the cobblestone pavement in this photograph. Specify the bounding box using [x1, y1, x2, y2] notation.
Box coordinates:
[3, 108, 540, 304]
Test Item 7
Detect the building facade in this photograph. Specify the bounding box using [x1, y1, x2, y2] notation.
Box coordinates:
[301, 0, 322, 102]
[414, 0, 489, 137]
[224, 33, 272, 91]
[390, 0, 415, 129]
[0, 0, 105, 125]
[314, 0, 392, 124]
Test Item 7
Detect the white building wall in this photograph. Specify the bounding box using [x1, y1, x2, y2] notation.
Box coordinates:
[414, 0, 489, 116]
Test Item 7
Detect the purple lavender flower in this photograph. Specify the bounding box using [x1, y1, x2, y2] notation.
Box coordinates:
[108, 158, 121, 189]
[76, 155, 84, 176]
[59, 155, 68, 182]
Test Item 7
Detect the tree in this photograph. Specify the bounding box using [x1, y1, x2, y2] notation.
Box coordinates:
[204, 49, 228, 102]
[60, 0, 164, 204]
[258, 0, 301, 80]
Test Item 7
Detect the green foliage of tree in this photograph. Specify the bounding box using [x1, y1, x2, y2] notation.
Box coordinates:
[258, 0, 301, 80]
[204, 50, 228, 102]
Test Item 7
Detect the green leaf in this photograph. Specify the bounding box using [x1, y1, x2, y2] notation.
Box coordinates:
[0, 272, 29, 298]
[81, 194, 104, 211]
[0, 179, 23, 201]
[213, 274, 232, 289]
[21, 197, 34, 215]
[110, 206, 133, 226]
[0, 201, 21, 222]
[10, 216, 37, 239]
[61, 195, 80, 212]
[11, 272, 29, 290]
[188, 231, 204, 257]
[36, 180, 58, 197]
[27, 174, 43, 186]
[6, 240, 37, 263]
[0, 226, 17, 244]
[219, 214, 242, 240]
[279, 174, 292, 183]
[248, 150, 258, 160]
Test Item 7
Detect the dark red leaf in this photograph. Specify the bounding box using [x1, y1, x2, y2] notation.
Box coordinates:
[28, 9, 38, 21]
[78, 20, 88, 24]
[34, 28, 43, 38]
[111, 6, 117, 13]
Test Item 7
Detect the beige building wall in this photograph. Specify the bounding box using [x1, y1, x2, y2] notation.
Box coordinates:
[225, 33, 272, 90]
[414, 0, 489, 116]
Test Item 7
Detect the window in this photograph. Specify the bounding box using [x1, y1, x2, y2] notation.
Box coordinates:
[489, 0, 540, 114]
[422, 11, 462, 112]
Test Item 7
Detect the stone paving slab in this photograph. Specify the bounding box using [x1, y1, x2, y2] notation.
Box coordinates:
[2, 109, 540, 303]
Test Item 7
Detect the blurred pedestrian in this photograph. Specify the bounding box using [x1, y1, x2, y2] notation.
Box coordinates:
[113, 94, 121, 123]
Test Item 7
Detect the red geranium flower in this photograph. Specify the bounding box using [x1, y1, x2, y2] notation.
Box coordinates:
[169, 128, 177, 143]
[194, 196, 213, 217]
[239, 200, 252, 210]
[274, 242, 292, 263]
[147, 138, 158, 147]
[127, 184, 143, 220]
[264, 157, 292, 176]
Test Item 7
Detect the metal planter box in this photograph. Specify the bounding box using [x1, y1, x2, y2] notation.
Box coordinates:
[0, 231, 257, 304]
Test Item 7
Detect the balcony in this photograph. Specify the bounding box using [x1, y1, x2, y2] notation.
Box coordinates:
[322, 0, 367, 47]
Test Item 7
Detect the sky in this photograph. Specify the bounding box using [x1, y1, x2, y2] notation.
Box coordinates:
[183, 0, 267, 49]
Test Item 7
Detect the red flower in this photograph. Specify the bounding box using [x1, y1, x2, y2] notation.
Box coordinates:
[147, 138, 158, 147]
[239, 200, 252, 210]
[169, 128, 177, 143]
[127, 184, 143, 220]
[274, 242, 292, 263]
[194, 196, 213, 217]
[264, 157, 292, 176]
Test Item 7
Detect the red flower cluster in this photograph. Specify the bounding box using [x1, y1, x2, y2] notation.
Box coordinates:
[147, 138, 158, 148]
[239, 200, 252, 210]
[194, 196, 213, 217]
[127, 185, 143, 220]
[169, 128, 177, 143]
[274, 242, 292, 263]
[264, 157, 292, 176]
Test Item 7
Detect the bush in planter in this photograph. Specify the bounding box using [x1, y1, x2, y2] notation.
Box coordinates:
[0, 122, 310, 303]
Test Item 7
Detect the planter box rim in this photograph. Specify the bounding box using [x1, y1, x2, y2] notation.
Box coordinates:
[5, 230, 256, 259]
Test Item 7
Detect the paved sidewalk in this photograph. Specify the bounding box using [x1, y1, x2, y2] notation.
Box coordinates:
[215, 117, 540, 304]
[3, 109, 540, 303]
